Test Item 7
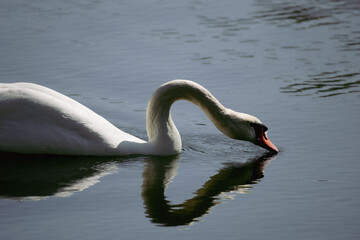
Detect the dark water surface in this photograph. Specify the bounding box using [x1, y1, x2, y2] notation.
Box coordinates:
[0, 0, 359, 239]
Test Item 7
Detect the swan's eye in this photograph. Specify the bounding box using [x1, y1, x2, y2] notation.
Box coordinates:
[263, 131, 268, 140]
[262, 124, 268, 132]
[250, 123, 268, 140]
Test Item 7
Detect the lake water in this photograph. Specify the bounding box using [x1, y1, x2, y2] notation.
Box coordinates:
[0, 0, 359, 239]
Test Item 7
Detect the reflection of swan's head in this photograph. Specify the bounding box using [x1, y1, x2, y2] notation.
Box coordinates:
[219, 109, 279, 153]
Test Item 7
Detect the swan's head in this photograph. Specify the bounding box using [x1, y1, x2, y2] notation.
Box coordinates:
[220, 109, 279, 153]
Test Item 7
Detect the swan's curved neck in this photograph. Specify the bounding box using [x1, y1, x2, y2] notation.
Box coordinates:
[146, 80, 227, 155]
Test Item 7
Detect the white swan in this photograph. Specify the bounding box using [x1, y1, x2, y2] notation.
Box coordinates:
[0, 80, 278, 156]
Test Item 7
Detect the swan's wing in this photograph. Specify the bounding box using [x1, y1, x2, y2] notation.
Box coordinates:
[0, 83, 145, 155]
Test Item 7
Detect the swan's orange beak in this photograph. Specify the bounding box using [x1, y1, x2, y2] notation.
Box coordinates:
[256, 129, 279, 153]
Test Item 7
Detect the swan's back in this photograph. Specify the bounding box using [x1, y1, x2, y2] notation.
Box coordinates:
[0, 83, 144, 155]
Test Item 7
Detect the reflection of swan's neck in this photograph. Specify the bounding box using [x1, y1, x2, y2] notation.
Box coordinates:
[142, 153, 276, 226]
[146, 80, 227, 155]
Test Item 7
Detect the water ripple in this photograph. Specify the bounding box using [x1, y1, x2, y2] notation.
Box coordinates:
[255, 5, 328, 24]
[254, 0, 360, 97]
[254, 0, 360, 52]
[281, 72, 360, 97]
[254, 0, 360, 25]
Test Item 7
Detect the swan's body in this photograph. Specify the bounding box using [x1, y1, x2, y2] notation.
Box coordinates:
[0, 80, 278, 156]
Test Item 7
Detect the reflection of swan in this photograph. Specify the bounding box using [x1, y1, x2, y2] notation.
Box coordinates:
[0, 151, 277, 227]
[0, 80, 278, 155]
[142, 153, 277, 226]
[0, 153, 119, 200]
